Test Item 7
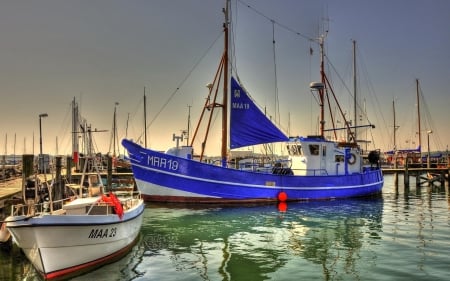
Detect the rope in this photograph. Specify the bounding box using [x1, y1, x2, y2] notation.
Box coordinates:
[137, 32, 224, 144]
[237, 0, 315, 42]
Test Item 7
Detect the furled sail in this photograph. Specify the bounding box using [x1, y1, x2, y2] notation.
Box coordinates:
[230, 77, 289, 149]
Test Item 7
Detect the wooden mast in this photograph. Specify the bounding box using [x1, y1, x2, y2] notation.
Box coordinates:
[353, 40, 357, 142]
[144, 87, 148, 148]
[189, 1, 228, 163]
[221, 0, 229, 167]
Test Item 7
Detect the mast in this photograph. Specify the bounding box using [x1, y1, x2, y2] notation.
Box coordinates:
[112, 102, 119, 157]
[416, 79, 421, 153]
[13, 133, 16, 165]
[319, 36, 326, 137]
[353, 40, 357, 142]
[393, 98, 398, 168]
[393, 99, 396, 151]
[221, 0, 229, 167]
[125, 113, 129, 155]
[72, 97, 80, 168]
[2, 134, 6, 181]
[186, 105, 191, 146]
[144, 87, 148, 148]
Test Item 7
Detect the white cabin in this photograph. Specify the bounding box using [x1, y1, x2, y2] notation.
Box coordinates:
[287, 136, 362, 176]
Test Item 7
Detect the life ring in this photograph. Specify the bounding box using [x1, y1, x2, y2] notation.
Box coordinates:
[347, 153, 356, 165]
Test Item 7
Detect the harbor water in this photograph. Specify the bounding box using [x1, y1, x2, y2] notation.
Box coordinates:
[1, 174, 449, 280]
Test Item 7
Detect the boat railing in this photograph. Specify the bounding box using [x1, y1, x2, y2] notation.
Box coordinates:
[9, 191, 141, 218]
[119, 194, 142, 210]
[289, 168, 329, 176]
[10, 197, 71, 217]
[234, 165, 330, 176]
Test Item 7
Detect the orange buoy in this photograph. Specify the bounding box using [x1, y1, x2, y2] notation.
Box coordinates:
[277, 202, 287, 212]
[0, 222, 11, 242]
[277, 191, 287, 202]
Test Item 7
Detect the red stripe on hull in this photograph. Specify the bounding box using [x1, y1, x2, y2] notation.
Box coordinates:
[140, 192, 382, 205]
[42, 235, 140, 280]
[141, 194, 278, 204]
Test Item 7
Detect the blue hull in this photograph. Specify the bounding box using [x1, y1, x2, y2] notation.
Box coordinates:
[123, 139, 384, 203]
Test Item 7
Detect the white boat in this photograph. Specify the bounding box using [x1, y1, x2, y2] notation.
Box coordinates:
[4, 156, 144, 280]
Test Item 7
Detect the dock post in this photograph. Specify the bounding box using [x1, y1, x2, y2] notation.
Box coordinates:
[394, 153, 398, 185]
[107, 155, 112, 192]
[66, 156, 72, 184]
[404, 157, 409, 186]
[448, 168, 450, 186]
[54, 156, 62, 201]
[22, 154, 35, 206]
[22, 154, 34, 179]
[53, 156, 63, 211]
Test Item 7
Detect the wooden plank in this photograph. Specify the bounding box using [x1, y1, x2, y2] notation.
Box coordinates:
[0, 178, 22, 199]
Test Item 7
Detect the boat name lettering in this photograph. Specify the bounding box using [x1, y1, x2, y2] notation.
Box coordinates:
[88, 227, 117, 239]
[147, 155, 179, 171]
[232, 102, 250, 110]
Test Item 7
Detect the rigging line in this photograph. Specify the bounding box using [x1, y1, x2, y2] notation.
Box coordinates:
[129, 95, 144, 124]
[272, 20, 280, 126]
[326, 56, 375, 128]
[142, 30, 224, 140]
[418, 84, 443, 150]
[230, 0, 238, 77]
[237, 0, 315, 42]
[357, 52, 389, 150]
[358, 50, 384, 123]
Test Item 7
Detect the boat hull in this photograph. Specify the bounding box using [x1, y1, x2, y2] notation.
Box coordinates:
[6, 200, 144, 280]
[123, 140, 383, 203]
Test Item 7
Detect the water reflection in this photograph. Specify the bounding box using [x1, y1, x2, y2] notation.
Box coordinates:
[0, 242, 35, 280]
[3, 178, 450, 281]
[139, 198, 383, 280]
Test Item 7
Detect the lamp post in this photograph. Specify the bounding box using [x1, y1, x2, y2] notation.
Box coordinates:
[39, 113, 48, 173]
[427, 130, 432, 169]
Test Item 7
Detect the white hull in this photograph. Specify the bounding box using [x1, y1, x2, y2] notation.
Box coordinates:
[6, 196, 144, 279]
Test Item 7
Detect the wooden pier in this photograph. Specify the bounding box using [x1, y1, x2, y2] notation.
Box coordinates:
[382, 167, 449, 186]
[0, 178, 22, 210]
[1, 154, 134, 220]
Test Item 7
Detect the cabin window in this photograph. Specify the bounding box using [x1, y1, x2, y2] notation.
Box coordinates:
[322, 146, 326, 156]
[335, 155, 344, 162]
[309, 144, 320, 156]
[286, 145, 293, 155]
[287, 144, 302, 156]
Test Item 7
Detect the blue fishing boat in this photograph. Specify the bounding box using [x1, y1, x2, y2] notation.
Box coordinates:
[122, 1, 383, 203]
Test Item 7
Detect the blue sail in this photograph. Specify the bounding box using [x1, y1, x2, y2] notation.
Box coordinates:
[230, 77, 289, 149]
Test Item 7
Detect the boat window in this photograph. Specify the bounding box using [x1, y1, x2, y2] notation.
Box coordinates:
[286, 145, 293, 155]
[309, 144, 320, 156]
[335, 155, 344, 162]
[322, 146, 326, 156]
[287, 144, 302, 156]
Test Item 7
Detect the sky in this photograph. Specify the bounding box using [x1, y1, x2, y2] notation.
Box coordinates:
[1, 0, 449, 157]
